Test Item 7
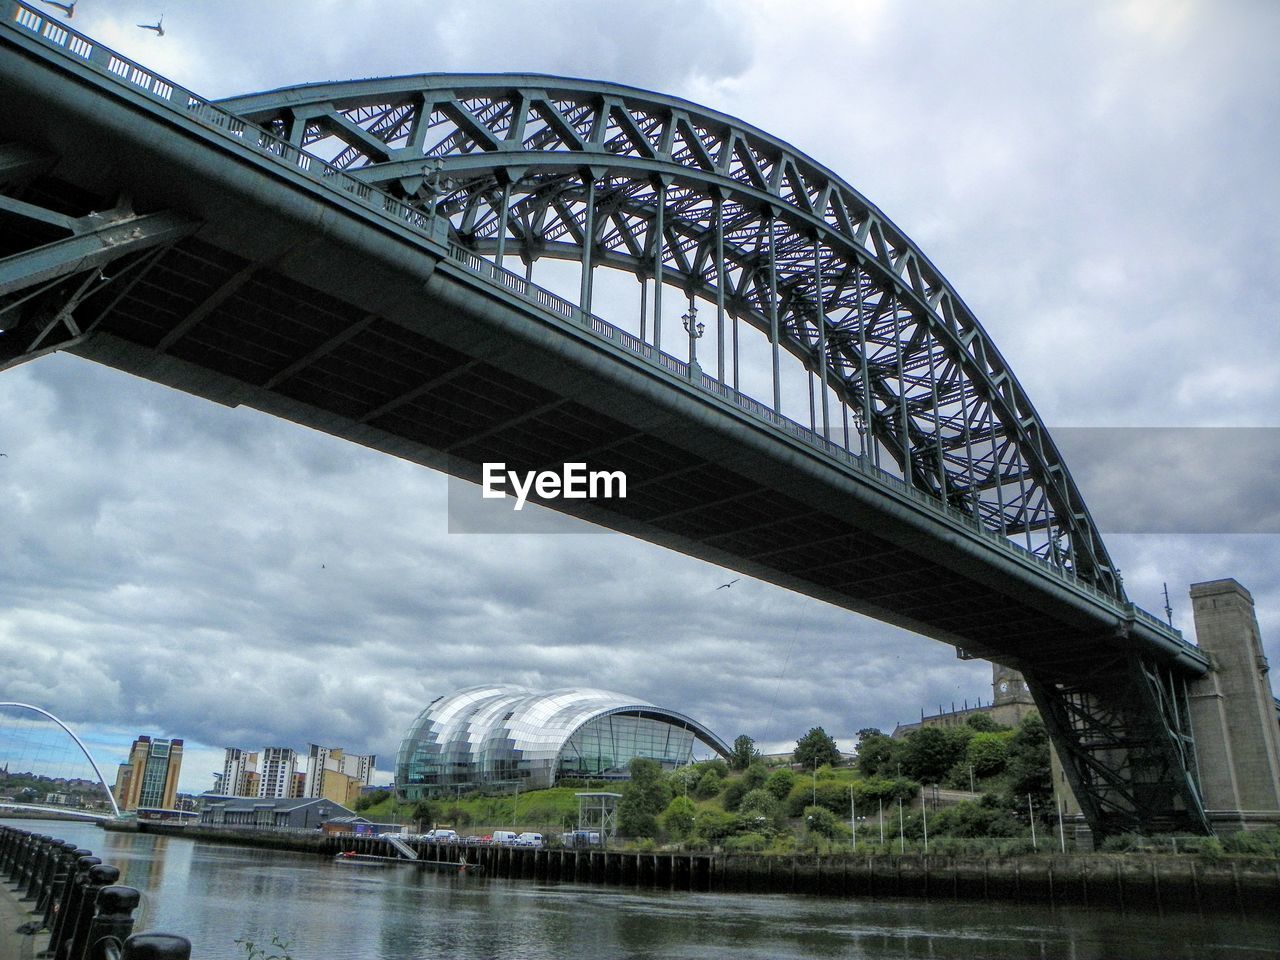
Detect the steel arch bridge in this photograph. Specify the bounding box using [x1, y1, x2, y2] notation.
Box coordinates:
[0, 2, 1209, 836]
[222, 75, 1118, 598]
[0, 701, 121, 820]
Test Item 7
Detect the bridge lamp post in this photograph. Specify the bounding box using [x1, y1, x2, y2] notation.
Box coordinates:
[853, 407, 868, 458]
[682, 301, 704, 382]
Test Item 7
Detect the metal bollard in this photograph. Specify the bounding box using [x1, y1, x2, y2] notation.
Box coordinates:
[44, 855, 101, 959]
[25, 834, 56, 900]
[120, 934, 192, 960]
[40, 842, 82, 922]
[0, 826, 16, 872]
[6, 828, 32, 882]
[66, 863, 121, 960]
[80, 885, 140, 960]
[31, 838, 71, 909]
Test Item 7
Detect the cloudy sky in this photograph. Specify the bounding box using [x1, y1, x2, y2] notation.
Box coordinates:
[2, 0, 1277, 795]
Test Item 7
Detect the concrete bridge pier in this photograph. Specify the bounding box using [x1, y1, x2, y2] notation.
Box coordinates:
[1187, 579, 1280, 833]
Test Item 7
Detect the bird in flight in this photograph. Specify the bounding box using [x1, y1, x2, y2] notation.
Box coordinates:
[716, 579, 740, 590]
[137, 16, 164, 36]
[38, 0, 74, 18]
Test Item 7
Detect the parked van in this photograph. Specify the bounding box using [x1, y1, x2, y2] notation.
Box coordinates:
[423, 828, 459, 842]
[490, 830, 518, 845]
[516, 832, 544, 848]
[560, 830, 601, 848]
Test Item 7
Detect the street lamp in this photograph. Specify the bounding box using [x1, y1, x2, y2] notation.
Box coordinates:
[683, 300, 705, 380]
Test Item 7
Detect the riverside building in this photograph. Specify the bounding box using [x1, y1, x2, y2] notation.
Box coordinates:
[112, 735, 183, 812]
[395, 685, 729, 800]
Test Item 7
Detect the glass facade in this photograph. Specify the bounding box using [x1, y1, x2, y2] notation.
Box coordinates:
[138, 740, 172, 809]
[395, 686, 728, 799]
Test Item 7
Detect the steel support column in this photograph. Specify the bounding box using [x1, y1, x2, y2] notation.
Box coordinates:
[1025, 658, 1211, 839]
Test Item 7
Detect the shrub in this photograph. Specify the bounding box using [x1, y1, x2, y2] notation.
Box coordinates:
[693, 770, 724, 800]
[1221, 828, 1280, 857]
[765, 768, 795, 801]
[803, 805, 851, 840]
[722, 778, 750, 811]
[660, 795, 696, 840]
[1100, 833, 1144, 852]
[1176, 836, 1223, 859]
[738, 788, 780, 821]
[724, 832, 770, 853]
[692, 809, 742, 842]
[699, 758, 730, 779]
[742, 762, 769, 790]
[925, 798, 1023, 838]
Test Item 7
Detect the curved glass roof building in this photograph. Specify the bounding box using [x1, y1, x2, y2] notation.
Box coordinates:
[395, 685, 730, 798]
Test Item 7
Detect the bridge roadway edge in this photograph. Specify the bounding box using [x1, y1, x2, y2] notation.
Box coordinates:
[0, 20, 1206, 681]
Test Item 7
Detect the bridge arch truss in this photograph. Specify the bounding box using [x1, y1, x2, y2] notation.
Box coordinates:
[222, 75, 1122, 602]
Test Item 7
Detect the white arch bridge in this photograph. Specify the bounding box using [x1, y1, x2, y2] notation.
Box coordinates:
[0, 701, 121, 820]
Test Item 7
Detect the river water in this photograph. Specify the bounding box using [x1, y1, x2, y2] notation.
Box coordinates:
[7, 819, 1278, 960]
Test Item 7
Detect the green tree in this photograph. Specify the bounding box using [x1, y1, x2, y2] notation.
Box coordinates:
[794, 726, 841, 770]
[965, 712, 1003, 732]
[1005, 715, 1052, 803]
[410, 799, 435, 830]
[722, 778, 751, 811]
[765, 768, 796, 801]
[965, 731, 1010, 778]
[728, 734, 761, 771]
[900, 726, 969, 783]
[619, 757, 674, 838]
[667, 765, 702, 795]
[803, 805, 849, 839]
[660, 795, 697, 839]
[855, 731, 899, 778]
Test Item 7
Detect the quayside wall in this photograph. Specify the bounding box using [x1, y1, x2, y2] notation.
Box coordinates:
[112, 822, 1279, 914]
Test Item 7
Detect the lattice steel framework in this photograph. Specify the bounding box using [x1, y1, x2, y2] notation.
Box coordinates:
[1026, 658, 1207, 835]
[222, 76, 1123, 601]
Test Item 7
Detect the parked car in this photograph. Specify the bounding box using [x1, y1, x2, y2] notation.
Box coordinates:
[422, 828, 459, 843]
[490, 830, 518, 845]
[515, 832, 544, 848]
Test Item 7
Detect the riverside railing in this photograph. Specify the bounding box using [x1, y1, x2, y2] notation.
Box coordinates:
[1, 824, 190, 960]
[4, 0, 1190, 653]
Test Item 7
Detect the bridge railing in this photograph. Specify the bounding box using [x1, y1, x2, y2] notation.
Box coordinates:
[4, 0, 1190, 653]
[0, 824, 191, 959]
[6, 2, 443, 243]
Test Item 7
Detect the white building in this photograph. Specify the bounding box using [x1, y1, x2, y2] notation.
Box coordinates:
[257, 747, 298, 799]
[219, 748, 259, 797]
